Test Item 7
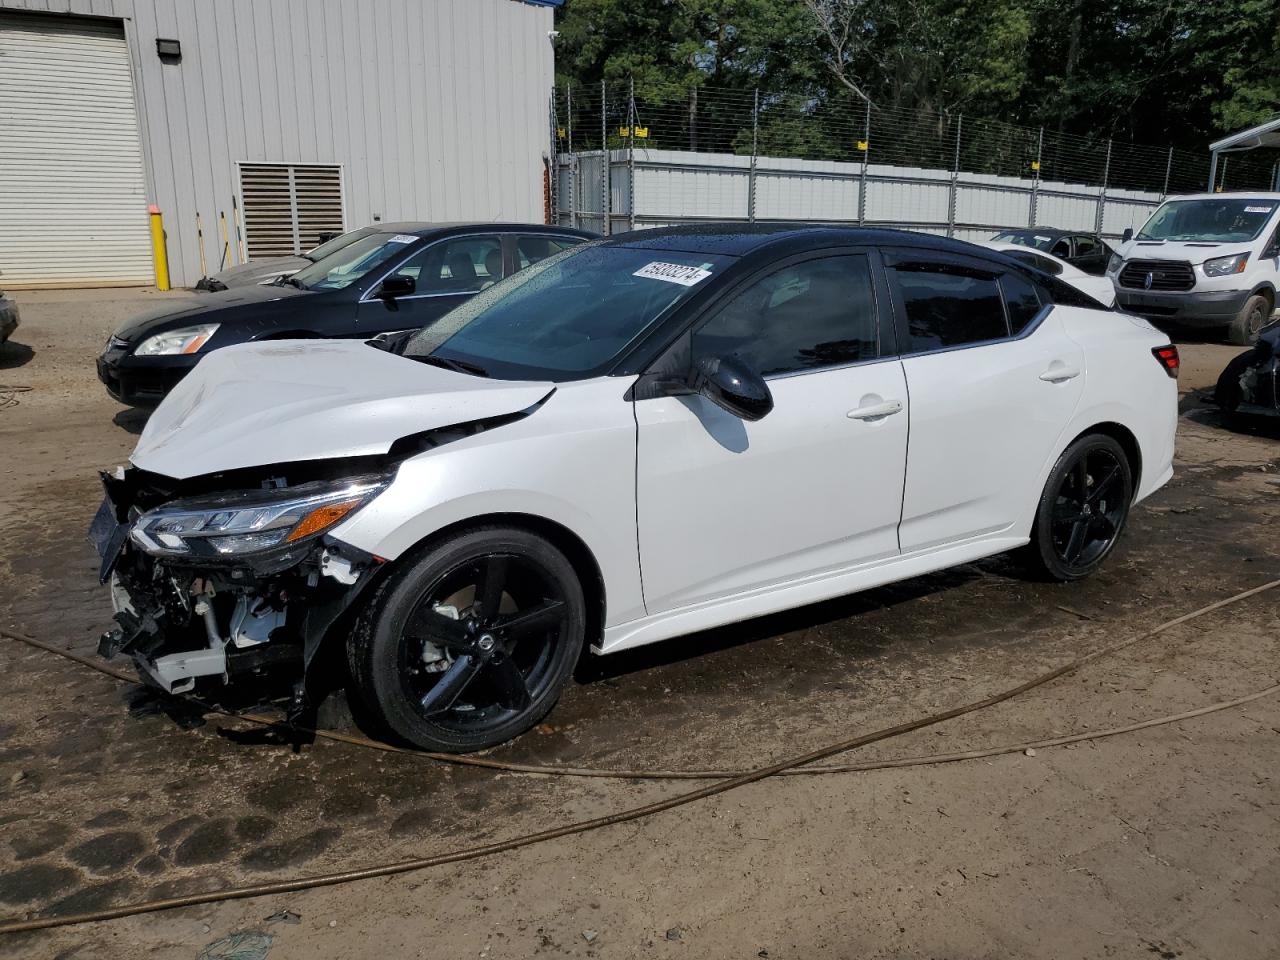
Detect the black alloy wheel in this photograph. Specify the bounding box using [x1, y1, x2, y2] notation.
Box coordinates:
[349, 526, 585, 752]
[1025, 434, 1133, 581]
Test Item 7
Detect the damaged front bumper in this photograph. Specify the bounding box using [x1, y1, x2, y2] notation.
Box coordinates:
[90, 466, 385, 711]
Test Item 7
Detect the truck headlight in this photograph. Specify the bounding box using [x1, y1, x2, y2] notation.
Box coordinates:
[129, 477, 386, 558]
[1203, 253, 1249, 277]
[1106, 253, 1122, 274]
[134, 323, 220, 356]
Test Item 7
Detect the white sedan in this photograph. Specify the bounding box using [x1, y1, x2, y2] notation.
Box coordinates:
[980, 241, 1117, 307]
[93, 226, 1178, 751]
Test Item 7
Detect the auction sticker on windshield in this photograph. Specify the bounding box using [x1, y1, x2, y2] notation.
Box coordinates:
[389, 234, 418, 244]
[633, 261, 712, 286]
[1245, 206, 1273, 214]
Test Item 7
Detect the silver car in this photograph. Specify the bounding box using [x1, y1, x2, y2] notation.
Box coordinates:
[195, 225, 380, 291]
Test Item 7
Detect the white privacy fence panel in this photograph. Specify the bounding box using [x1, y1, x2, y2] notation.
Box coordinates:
[558, 147, 1165, 241]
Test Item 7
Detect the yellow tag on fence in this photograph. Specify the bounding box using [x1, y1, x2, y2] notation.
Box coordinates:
[1030, 160, 1041, 171]
[857, 140, 868, 151]
[619, 126, 650, 138]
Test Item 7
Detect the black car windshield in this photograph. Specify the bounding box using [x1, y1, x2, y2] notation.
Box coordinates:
[1137, 199, 1277, 242]
[303, 226, 379, 262]
[401, 245, 730, 380]
[291, 231, 422, 290]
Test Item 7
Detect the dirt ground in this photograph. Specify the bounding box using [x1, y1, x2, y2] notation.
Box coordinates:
[0, 289, 1277, 960]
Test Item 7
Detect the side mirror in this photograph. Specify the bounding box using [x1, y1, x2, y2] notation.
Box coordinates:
[375, 275, 415, 300]
[1121, 227, 1133, 243]
[690, 355, 773, 421]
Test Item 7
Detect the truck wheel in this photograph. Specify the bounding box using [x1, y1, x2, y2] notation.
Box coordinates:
[1227, 294, 1270, 346]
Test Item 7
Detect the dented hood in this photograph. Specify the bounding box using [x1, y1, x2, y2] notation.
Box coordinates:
[130, 340, 553, 479]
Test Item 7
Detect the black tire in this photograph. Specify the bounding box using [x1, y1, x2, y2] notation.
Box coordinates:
[1227, 293, 1270, 346]
[1023, 433, 1133, 582]
[348, 526, 585, 752]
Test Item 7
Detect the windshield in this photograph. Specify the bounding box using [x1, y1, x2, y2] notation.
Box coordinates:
[291, 232, 421, 290]
[401, 245, 730, 381]
[1137, 199, 1277, 243]
[303, 226, 378, 262]
[993, 232, 1057, 251]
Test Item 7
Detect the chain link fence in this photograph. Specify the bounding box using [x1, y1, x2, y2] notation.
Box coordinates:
[550, 82, 1279, 239]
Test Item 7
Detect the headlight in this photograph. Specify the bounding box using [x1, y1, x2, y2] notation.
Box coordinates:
[129, 477, 385, 558]
[134, 323, 220, 356]
[1203, 253, 1249, 277]
[1106, 253, 1122, 274]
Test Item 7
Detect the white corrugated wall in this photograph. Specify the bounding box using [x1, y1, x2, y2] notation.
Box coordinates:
[0, 0, 557, 288]
[0, 10, 151, 286]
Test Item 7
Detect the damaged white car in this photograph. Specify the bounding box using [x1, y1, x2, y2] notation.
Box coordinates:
[93, 226, 1179, 752]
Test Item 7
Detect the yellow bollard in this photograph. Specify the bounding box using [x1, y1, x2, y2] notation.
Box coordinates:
[148, 204, 170, 291]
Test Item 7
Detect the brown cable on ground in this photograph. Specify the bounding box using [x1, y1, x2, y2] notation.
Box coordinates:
[0, 577, 1275, 934]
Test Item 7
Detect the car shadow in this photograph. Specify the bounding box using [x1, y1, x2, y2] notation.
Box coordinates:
[112, 407, 151, 435]
[0, 340, 34, 369]
[1180, 388, 1280, 440]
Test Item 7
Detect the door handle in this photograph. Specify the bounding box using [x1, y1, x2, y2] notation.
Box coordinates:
[847, 399, 904, 421]
[1039, 363, 1081, 383]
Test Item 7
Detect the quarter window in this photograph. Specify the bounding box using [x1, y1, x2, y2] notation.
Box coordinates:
[1001, 273, 1042, 334]
[890, 263, 1008, 351]
[692, 255, 879, 377]
[393, 236, 503, 294]
[517, 235, 584, 269]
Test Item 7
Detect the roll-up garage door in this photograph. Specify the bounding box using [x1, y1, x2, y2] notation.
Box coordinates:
[0, 12, 151, 287]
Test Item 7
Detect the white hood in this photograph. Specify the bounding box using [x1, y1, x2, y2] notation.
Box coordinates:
[1119, 239, 1253, 265]
[131, 340, 554, 479]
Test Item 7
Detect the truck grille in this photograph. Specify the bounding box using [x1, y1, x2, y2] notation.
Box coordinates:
[1118, 259, 1195, 292]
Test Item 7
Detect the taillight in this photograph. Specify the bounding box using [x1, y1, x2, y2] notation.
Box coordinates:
[1152, 345, 1179, 378]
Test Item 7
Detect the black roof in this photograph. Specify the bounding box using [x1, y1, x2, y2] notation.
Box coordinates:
[993, 226, 1091, 239]
[604, 222, 991, 258]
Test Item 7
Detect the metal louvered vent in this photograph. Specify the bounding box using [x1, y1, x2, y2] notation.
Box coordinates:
[238, 163, 345, 259]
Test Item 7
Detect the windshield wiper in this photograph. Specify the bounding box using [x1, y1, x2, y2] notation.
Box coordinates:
[283, 276, 308, 290]
[414, 354, 490, 378]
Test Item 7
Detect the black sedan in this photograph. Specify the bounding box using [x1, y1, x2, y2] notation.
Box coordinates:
[98, 222, 595, 405]
[990, 228, 1115, 275]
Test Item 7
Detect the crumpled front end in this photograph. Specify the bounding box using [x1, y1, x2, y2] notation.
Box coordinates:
[91, 463, 387, 713]
[1215, 325, 1280, 417]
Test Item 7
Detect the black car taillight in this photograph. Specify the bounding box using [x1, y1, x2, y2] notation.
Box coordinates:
[1152, 345, 1179, 378]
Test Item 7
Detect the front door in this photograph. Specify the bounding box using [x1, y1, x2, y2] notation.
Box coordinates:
[634, 252, 909, 615]
[356, 234, 505, 335]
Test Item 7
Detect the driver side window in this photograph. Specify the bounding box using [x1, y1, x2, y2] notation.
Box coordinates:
[691, 255, 879, 378]
[393, 236, 503, 294]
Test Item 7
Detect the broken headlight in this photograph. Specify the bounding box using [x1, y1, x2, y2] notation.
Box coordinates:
[129, 477, 386, 558]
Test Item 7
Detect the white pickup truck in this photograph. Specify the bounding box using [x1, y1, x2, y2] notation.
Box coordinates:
[1108, 192, 1280, 344]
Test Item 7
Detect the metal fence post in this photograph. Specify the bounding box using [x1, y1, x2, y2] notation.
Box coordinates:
[1029, 127, 1043, 227]
[627, 76, 636, 232]
[947, 115, 962, 237]
[1162, 147, 1173, 197]
[600, 79, 610, 236]
[858, 100, 870, 226]
[548, 87, 559, 225]
[1094, 138, 1111, 235]
[747, 87, 759, 223]
[566, 85, 578, 229]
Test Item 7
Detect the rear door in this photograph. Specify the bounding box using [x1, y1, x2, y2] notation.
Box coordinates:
[1070, 235, 1109, 275]
[886, 252, 1085, 552]
[634, 250, 909, 614]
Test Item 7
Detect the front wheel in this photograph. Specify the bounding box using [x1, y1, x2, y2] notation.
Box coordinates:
[1023, 434, 1133, 581]
[348, 526, 586, 752]
[1227, 294, 1270, 346]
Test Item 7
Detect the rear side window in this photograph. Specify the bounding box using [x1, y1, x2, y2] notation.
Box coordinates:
[890, 263, 1008, 352]
[517, 235, 583, 269]
[1001, 273, 1042, 334]
[693, 255, 878, 377]
[1009, 250, 1062, 276]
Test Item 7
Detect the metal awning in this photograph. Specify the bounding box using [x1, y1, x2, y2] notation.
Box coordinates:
[1208, 116, 1280, 190]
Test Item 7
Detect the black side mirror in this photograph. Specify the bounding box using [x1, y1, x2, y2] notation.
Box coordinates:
[1121, 227, 1133, 243]
[376, 275, 415, 300]
[691, 355, 773, 421]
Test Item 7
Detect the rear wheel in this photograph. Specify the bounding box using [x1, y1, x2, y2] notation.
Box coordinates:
[1023, 434, 1133, 581]
[1227, 293, 1270, 346]
[348, 526, 585, 752]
